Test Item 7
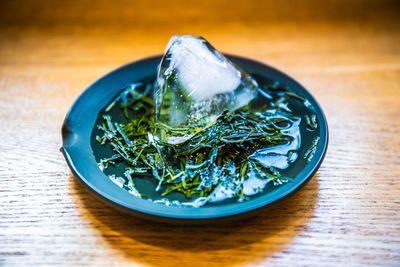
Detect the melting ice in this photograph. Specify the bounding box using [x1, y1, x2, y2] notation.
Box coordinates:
[155, 35, 258, 142]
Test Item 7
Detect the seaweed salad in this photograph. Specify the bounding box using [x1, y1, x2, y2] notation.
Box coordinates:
[94, 35, 319, 207]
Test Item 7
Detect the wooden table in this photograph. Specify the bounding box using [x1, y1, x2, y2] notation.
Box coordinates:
[1, 0, 399, 266]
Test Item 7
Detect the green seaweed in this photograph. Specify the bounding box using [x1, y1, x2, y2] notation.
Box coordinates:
[303, 136, 320, 162]
[96, 80, 310, 206]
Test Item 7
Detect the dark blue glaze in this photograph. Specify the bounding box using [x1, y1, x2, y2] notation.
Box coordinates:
[61, 55, 328, 224]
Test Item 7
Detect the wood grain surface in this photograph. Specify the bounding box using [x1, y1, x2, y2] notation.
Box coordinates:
[1, 0, 399, 266]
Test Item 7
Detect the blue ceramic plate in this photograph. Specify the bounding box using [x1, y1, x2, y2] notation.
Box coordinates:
[62, 55, 328, 224]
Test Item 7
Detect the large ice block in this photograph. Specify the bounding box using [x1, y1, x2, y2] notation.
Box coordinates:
[155, 35, 258, 141]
